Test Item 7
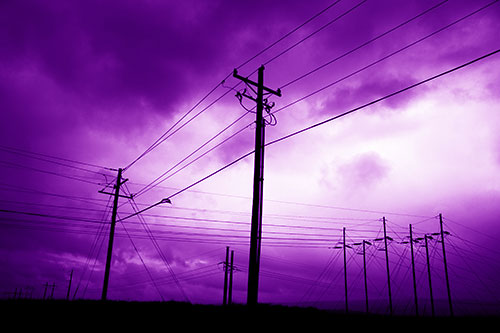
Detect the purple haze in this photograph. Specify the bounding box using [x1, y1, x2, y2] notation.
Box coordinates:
[1, 0, 500, 315]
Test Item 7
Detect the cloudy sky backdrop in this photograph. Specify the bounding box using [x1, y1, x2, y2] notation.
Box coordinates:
[1, 0, 499, 315]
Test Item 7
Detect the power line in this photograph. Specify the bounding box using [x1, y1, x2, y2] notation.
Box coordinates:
[279, 0, 449, 89]
[123, 74, 233, 171]
[0, 146, 114, 177]
[0, 160, 103, 185]
[0, 144, 114, 171]
[265, 48, 500, 147]
[122, 48, 500, 223]
[273, 0, 499, 113]
[262, 0, 368, 66]
[133, 111, 253, 198]
[123, 0, 344, 172]
[235, 0, 342, 70]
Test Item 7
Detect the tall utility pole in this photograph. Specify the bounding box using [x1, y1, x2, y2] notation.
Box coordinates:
[223, 246, 230, 306]
[424, 235, 435, 317]
[66, 269, 73, 301]
[382, 217, 393, 315]
[362, 240, 371, 314]
[343, 227, 348, 313]
[233, 66, 281, 306]
[43, 282, 48, 300]
[228, 250, 234, 305]
[439, 213, 453, 316]
[100, 168, 131, 301]
[409, 224, 419, 316]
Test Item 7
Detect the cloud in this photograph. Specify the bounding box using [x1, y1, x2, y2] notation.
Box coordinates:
[337, 152, 390, 189]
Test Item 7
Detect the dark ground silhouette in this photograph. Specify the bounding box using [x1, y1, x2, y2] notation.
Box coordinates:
[1, 299, 497, 330]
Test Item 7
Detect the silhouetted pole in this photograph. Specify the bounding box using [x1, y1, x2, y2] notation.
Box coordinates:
[439, 213, 453, 316]
[383, 217, 393, 315]
[424, 235, 435, 317]
[409, 224, 419, 316]
[343, 227, 348, 313]
[101, 168, 123, 301]
[66, 269, 73, 301]
[223, 246, 230, 306]
[228, 250, 234, 305]
[43, 282, 48, 300]
[50, 283, 55, 299]
[233, 66, 281, 306]
[363, 240, 371, 314]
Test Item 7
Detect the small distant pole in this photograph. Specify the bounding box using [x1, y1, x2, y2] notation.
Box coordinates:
[66, 269, 74, 301]
[43, 282, 48, 300]
[383, 217, 393, 315]
[343, 227, 348, 313]
[439, 213, 453, 316]
[228, 250, 234, 305]
[50, 283, 56, 299]
[223, 246, 230, 306]
[362, 240, 371, 314]
[424, 234, 435, 317]
[409, 224, 419, 316]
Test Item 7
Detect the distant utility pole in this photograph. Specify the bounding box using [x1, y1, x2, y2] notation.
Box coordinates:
[233, 66, 281, 306]
[43, 282, 48, 300]
[228, 250, 234, 305]
[66, 269, 73, 301]
[424, 234, 435, 317]
[382, 217, 393, 315]
[439, 213, 453, 316]
[100, 168, 132, 301]
[50, 283, 56, 299]
[343, 227, 348, 313]
[223, 246, 230, 306]
[409, 224, 419, 316]
[362, 240, 371, 314]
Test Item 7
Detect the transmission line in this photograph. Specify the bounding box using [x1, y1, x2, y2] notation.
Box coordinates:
[120, 48, 500, 222]
[279, 0, 449, 89]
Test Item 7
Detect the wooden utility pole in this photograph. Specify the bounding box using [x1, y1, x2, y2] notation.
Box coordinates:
[100, 168, 131, 301]
[43, 282, 48, 300]
[439, 213, 453, 316]
[233, 66, 281, 306]
[223, 246, 230, 306]
[382, 217, 393, 315]
[66, 269, 73, 301]
[343, 227, 348, 313]
[409, 224, 419, 316]
[228, 250, 234, 305]
[424, 234, 435, 317]
[362, 240, 371, 314]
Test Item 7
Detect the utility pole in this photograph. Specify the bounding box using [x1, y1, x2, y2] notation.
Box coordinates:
[362, 240, 371, 314]
[382, 217, 393, 315]
[228, 250, 234, 305]
[100, 168, 131, 301]
[343, 227, 348, 313]
[424, 235, 435, 317]
[439, 213, 453, 316]
[66, 269, 73, 301]
[43, 282, 48, 300]
[233, 66, 281, 306]
[409, 224, 419, 316]
[50, 283, 56, 299]
[223, 246, 230, 306]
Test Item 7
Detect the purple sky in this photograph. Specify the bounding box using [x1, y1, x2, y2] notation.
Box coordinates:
[1, 0, 500, 315]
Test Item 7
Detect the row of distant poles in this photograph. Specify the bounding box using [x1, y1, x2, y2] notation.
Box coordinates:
[335, 215, 453, 317]
[7, 272, 73, 301]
